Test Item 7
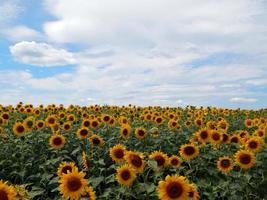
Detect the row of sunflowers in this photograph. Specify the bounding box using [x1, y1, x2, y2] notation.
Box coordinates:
[0, 102, 266, 199]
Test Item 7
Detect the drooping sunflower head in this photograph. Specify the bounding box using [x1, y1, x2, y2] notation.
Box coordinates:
[90, 134, 104, 147]
[125, 151, 145, 173]
[13, 122, 26, 136]
[169, 155, 182, 168]
[59, 169, 88, 200]
[82, 151, 90, 170]
[0, 180, 17, 200]
[217, 156, 233, 173]
[234, 150, 255, 170]
[120, 124, 131, 139]
[135, 128, 147, 139]
[245, 136, 264, 153]
[116, 164, 136, 187]
[158, 175, 190, 200]
[81, 186, 96, 200]
[179, 144, 199, 161]
[109, 144, 127, 163]
[49, 134, 66, 149]
[149, 151, 169, 169]
[57, 162, 78, 177]
[76, 127, 90, 139]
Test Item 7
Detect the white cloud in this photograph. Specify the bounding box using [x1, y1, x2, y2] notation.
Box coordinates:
[246, 79, 267, 86]
[9, 41, 76, 67]
[230, 97, 258, 103]
[2, 26, 43, 41]
[0, 1, 22, 25]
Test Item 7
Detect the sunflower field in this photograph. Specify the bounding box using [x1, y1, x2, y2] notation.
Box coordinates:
[0, 103, 266, 200]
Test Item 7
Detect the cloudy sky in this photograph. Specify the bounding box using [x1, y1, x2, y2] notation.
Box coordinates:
[0, 0, 266, 108]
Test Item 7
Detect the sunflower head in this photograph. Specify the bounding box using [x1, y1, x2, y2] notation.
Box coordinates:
[57, 162, 78, 177]
[90, 134, 104, 147]
[59, 169, 88, 200]
[81, 186, 96, 200]
[135, 128, 147, 139]
[77, 127, 90, 139]
[46, 115, 57, 127]
[234, 150, 255, 170]
[197, 129, 210, 144]
[169, 155, 182, 168]
[245, 136, 264, 153]
[49, 134, 66, 149]
[149, 151, 169, 170]
[13, 122, 26, 136]
[120, 124, 131, 139]
[109, 144, 127, 163]
[35, 120, 45, 129]
[0, 180, 17, 200]
[188, 183, 199, 200]
[116, 164, 136, 186]
[158, 175, 190, 200]
[217, 156, 233, 173]
[125, 151, 145, 173]
[179, 144, 199, 161]
[210, 130, 222, 145]
[63, 122, 72, 132]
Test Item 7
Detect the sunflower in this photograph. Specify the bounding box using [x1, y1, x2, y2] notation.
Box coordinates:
[82, 119, 90, 128]
[82, 151, 90, 170]
[155, 116, 164, 125]
[46, 115, 57, 127]
[0, 180, 16, 200]
[23, 117, 35, 131]
[13, 122, 26, 136]
[217, 120, 228, 131]
[244, 119, 253, 128]
[76, 127, 90, 139]
[245, 137, 264, 153]
[81, 186, 96, 200]
[168, 120, 179, 130]
[194, 118, 203, 127]
[253, 129, 265, 138]
[102, 114, 111, 123]
[179, 144, 199, 161]
[210, 130, 222, 145]
[90, 120, 99, 129]
[222, 133, 230, 143]
[109, 144, 127, 163]
[125, 151, 145, 173]
[234, 150, 255, 170]
[120, 124, 131, 139]
[57, 162, 78, 177]
[149, 127, 161, 137]
[197, 129, 210, 144]
[1, 112, 9, 121]
[116, 164, 136, 186]
[63, 122, 72, 132]
[67, 114, 76, 122]
[135, 128, 147, 139]
[169, 155, 182, 168]
[89, 134, 104, 147]
[49, 134, 66, 149]
[149, 151, 169, 169]
[188, 183, 199, 200]
[35, 120, 45, 129]
[239, 130, 249, 139]
[217, 156, 233, 173]
[59, 169, 88, 200]
[206, 121, 216, 130]
[230, 135, 240, 144]
[158, 175, 190, 200]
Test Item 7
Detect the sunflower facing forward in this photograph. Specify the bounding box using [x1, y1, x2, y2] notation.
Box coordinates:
[57, 162, 78, 177]
[245, 136, 264, 153]
[13, 122, 26, 136]
[217, 156, 233, 173]
[234, 150, 255, 170]
[109, 144, 127, 163]
[116, 164, 136, 186]
[169, 155, 182, 168]
[149, 151, 169, 170]
[179, 144, 199, 161]
[0, 180, 16, 200]
[59, 169, 88, 200]
[125, 151, 145, 173]
[49, 134, 66, 149]
[158, 175, 190, 200]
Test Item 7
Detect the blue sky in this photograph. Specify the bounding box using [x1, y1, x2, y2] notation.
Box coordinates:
[0, 0, 267, 108]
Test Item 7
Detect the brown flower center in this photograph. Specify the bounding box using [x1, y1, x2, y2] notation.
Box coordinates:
[80, 129, 88, 136]
[114, 149, 124, 159]
[184, 146, 195, 155]
[137, 130, 145, 137]
[17, 125, 25, 133]
[121, 170, 130, 181]
[130, 155, 142, 168]
[171, 158, 179, 166]
[248, 141, 258, 149]
[166, 182, 183, 198]
[67, 177, 82, 192]
[240, 154, 251, 164]
[212, 133, 220, 141]
[53, 137, 63, 145]
[200, 131, 208, 139]
[92, 138, 100, 145]
[154, 155, 165, 166]
[221, 159, 230, 168]
[0, 190, 8, 200]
